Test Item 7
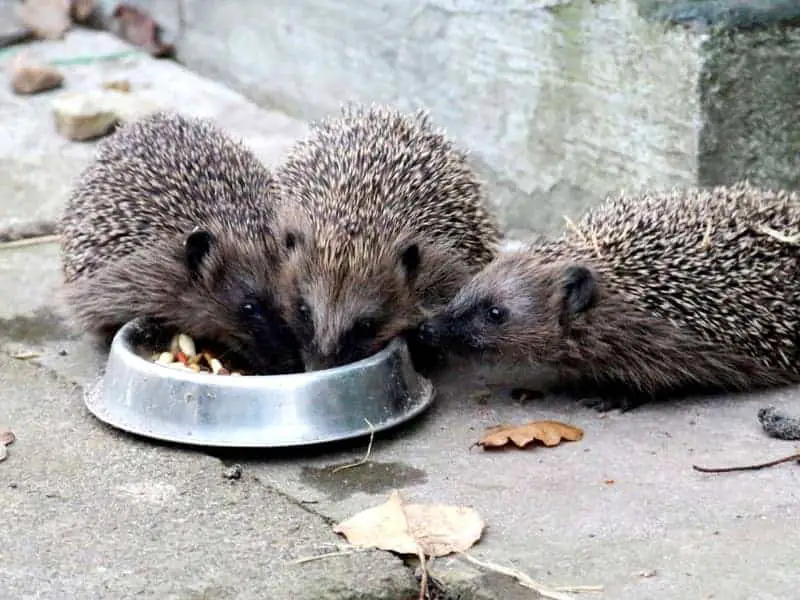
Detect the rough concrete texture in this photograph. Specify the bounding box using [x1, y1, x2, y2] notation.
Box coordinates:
[0, 29, 416, 600]
[98, 0, 800, 237]
[1, 356, 419, 600]
[698, 26, 800, 191]
[2, 27, 800, 600]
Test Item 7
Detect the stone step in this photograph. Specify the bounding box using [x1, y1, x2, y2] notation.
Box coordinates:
[98, 0, 800, 238]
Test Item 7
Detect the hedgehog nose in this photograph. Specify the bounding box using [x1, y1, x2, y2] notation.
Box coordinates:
[416, 321, 438, 345]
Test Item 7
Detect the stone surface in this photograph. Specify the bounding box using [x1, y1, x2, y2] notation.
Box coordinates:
[2, 26, 800, 600]
[0, 353, 419, 600]
[698, 27, 800, 192]
[98, 0, 800, 238]
[0, 27, 307, 229]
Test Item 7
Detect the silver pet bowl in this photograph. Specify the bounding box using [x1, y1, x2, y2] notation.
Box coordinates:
[84, 318, 436, 448]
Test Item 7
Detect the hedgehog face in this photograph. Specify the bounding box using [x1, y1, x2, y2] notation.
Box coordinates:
[178, 229, 303, 374]
[417, 253, 600, 365]
[277, 230, 423, 371]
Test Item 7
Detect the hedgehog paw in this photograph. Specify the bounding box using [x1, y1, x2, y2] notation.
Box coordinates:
[579, 394, 645, 413]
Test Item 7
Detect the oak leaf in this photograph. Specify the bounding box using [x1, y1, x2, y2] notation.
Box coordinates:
[333, 490, 484, 558]
[477, 420, 584, 450]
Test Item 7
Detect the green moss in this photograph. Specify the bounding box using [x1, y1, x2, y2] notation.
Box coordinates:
[638, 0, 800, 30]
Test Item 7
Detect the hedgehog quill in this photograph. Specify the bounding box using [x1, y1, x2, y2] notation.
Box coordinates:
[418, 181, 800, 411]
[59, 112, 303, 375]
[273, 103, 501, 371]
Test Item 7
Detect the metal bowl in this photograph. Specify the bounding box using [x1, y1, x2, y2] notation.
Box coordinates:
[83, 318, 436, 448]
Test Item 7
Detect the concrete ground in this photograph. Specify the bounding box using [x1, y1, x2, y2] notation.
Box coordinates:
[2, 29, 800, 600]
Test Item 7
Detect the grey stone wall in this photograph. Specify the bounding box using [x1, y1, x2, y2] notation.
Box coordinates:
[100, 0, 800, 238]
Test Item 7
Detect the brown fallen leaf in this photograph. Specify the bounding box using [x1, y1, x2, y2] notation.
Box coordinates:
[333, 490, 484, 558]
[110, 4, 174, 57]
[476, 420, 584, 450]
[16, 0, 72, 40]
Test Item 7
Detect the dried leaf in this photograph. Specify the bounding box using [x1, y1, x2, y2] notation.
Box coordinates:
[111, 4, 174, 57]
[16, 0, 71, 40]
[477, 420, 584, 450]
[333, 490, 484, 558]
[0, 431, 13, 446]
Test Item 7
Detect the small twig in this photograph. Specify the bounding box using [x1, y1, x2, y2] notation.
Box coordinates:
[331, 418, 376, 474]
[692, 451, 800, 473]
[417, 549, 427, 600]
[554, 585, 605, 593]
[289, 544, 365, 565]
[754, 225, 800, 245]
[701, 218, 713, 248]
[0, 234, 60, 250]
[290, 549, 358, 565]
[563, 215, 602, 258]
[458, 552, 602, 599]
[0, 29, 34, 50]
[563, 215, 584, 241]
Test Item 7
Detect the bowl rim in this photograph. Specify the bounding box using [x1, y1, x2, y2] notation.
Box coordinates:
[86, 318, 437, 448]
[115, 317, 409, 384]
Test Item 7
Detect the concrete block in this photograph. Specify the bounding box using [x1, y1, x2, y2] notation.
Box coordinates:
[103, 0, 800, 237]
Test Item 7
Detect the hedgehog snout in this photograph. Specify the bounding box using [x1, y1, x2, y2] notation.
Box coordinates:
[416, 318, 442, 346]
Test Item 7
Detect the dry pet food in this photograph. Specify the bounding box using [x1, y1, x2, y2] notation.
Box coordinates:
[150, 333, 244, 375]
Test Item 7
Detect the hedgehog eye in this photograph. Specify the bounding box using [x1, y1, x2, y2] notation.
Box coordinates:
[352, 317, 378, 339]
[241, 301, 262, 318]
[485, 306, 508, 325]
[296, 299, 311, 323]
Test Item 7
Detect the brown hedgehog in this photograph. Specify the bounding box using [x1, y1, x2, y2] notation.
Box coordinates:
[59, 111, 302, 374]
[417, 181, 800, 411]
[272, 103, 501, 370]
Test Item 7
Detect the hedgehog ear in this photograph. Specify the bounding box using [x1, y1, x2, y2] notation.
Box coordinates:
[184, 229, 215, 275]
[398, 243, 421, 284]
[562, 264, 598, 315]
[284, 230, 304, 252]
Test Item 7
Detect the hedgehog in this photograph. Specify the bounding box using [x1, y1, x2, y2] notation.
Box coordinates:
[416, 181, 800, 412]
[271, 103, 502, 371]
[59, 111, 303, 375]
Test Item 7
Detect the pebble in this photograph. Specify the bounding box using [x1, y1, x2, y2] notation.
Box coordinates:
[51, 92, 118, 141]
[51, 90, 162, 141]
[223, 464, 242, 480]
[10, 59, 64, 95]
